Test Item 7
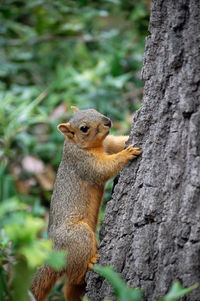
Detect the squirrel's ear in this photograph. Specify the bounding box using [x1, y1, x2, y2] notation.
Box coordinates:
[71, 106, 79, 113]
[57, 123, 74, 139]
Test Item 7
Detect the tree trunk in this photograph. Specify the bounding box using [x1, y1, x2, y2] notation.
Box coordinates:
[86, 0, 200, 300]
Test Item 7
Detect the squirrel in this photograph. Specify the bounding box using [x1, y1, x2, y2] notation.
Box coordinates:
[32, 107, 142, 301]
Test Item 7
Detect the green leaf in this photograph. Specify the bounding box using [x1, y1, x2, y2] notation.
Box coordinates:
[45, 250, 67, 271]
[21, 239, 52, 268]
[0, 197, 25, 219]
[93, 265, 142, 301]
[159, 281, 199, 301]
[5, 215, 45, 244]
[12, 258, 33, 301]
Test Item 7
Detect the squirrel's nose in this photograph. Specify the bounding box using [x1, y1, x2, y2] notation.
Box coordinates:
[103, 118, 112, 128]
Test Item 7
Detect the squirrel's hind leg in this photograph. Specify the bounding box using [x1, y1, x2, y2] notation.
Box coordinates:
[54, 221, 97, 283]
[32, 265, 61, 301]
[64, 281, 86, 301]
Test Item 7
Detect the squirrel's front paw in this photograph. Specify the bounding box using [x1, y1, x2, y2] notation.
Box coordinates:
[124, 145, 142, 160]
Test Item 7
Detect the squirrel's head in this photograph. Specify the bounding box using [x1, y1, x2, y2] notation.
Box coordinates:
[58, 107, 112, 149]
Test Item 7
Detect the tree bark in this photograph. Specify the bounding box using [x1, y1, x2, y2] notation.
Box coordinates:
[86, 0, 200, 300]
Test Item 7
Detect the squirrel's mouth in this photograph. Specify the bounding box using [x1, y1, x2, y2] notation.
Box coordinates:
[105, 130, 110, 136]
[103, 117, 112, 128]
[104, 120, 112, 128]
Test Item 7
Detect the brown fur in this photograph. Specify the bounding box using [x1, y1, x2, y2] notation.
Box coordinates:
[64, 282, 86, 301]
[32, 108, 142, 301]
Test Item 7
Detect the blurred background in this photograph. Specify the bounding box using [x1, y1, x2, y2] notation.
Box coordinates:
[0, 1, 149, 299]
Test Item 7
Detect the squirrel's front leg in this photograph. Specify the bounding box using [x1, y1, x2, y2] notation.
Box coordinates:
[103, 135, 129, 154]
[96, 145, 142, 181]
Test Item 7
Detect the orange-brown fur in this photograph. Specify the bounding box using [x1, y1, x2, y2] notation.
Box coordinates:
[32, 107, 142, 301]
[103, 135, 129, 154]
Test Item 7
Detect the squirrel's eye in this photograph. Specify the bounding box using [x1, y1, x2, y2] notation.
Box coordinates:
[80, 126, 89, 133]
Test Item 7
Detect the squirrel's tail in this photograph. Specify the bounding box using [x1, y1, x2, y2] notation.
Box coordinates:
[31, 265, 61, 301]
[64, 282, 86, 301]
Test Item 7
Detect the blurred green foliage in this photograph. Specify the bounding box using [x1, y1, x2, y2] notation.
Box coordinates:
[0, 0, 150, 299]
[0, 194, 66, 301]
[0, 0, 149, 118]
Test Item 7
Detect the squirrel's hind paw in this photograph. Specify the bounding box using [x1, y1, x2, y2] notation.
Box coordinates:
[87, 253, 100, 270]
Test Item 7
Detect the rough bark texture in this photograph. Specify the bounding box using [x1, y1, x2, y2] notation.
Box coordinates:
[86, 0, 200, 300]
